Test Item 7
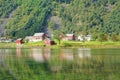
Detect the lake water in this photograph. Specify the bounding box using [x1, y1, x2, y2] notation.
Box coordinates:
[0, 48, 120, 80]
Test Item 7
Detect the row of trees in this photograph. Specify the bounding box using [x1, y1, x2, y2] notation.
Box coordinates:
[98, 33, 119, 42]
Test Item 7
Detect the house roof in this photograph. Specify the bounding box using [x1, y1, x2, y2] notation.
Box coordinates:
[66, 34, 74, 36]
[17, 38, 22, 40]
[33, 33, 45, 36]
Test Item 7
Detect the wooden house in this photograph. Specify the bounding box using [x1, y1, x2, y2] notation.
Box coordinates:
[32, 33, 47, 42]
[44, 38, 55, 46]
[16, 38, 23, 45]
[62, 34, 75, 41]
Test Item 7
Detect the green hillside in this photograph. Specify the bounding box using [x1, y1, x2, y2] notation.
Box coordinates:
[0, 0, 120, 40]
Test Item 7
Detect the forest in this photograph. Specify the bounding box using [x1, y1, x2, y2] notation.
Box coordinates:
[0, 0, 120, 41]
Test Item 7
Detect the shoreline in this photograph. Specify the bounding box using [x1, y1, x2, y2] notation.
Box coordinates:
[0, 41, 120, 49]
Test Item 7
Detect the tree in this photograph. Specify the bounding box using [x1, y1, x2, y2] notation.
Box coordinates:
[111, 34, 119, 42]
[98, 33, 109, 42]
[53, 30, 63, 45]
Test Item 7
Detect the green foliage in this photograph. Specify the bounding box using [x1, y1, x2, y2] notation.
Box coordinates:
[4, 0, 52, 38]
[48, 21, 56, 31]
[53, 30, 62, 45]
[111, 34, 119, 42]
[0, 0, 18, 18]
[1, 0, 120, 40]
[59, 0, 120, 40]
[98, 33, 109, 42]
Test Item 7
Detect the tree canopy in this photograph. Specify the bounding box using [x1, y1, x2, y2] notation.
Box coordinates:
[0, 0, 120, 40]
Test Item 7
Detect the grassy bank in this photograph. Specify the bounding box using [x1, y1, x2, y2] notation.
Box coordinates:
[60, 41, 120, 48]
[0, 41, 120, 48]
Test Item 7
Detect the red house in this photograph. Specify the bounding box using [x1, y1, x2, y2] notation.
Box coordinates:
[16, 38, 23, 45]
[44, 38, 55, 46]
[62, 34, 75, 41]
[32, 33, 47, 42]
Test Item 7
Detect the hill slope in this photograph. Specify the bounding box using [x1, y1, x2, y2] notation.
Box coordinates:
[0, 0, 120, 40]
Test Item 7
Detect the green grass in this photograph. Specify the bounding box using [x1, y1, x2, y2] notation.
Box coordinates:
[0, 41, 120, 48]
[60, 41, 120, 48]
[0, 42, 16, 48]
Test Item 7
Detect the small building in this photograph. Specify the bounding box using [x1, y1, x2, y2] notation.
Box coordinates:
[32, 33, 47, 42]
[16, 38, 23, 45]
[85, 35, 91, 41]
[62, 34, 75, 41]
[78, 35, 91, 41]
[0, 37, 12, 42]
[78, 35, 84, 41]
[44, 38, 55, 46]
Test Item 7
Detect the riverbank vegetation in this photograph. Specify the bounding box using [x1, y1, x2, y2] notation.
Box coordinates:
[0, 41, 120, 49]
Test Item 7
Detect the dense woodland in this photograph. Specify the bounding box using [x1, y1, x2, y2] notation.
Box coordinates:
[0, 0, 120, 41]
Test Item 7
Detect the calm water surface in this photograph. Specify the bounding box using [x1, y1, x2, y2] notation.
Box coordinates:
[0, 48, 120, 80]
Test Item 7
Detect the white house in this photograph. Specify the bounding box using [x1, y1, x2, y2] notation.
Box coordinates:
[85, 35, 91, 41]
[78, 35, 84, 41]
[32, 33, 47, 42]
[78, 35, 91, 41]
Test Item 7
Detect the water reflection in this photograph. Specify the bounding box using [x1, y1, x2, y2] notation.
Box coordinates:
[30, 48, 51, 62]
[43, 48, 51, 60]
[30, 48, 91, 62]
[60, 49, 74, 60]
[0, 49, 12, 61]
[31, 48, 44, 62]
[16, 48, 21, 57]
[78, 48, 91, 59]
[0, 48, 120, 80]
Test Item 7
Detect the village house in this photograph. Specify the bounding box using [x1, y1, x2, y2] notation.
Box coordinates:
[0, 37, 12, 42]
[16, 38, 23, 45]
[44, 38, 55, 46]
[85, 35, 91, 41]
[78, 35, 91, 41]
[32, 33, 47, 42]
[78, 35, 84, 41]
[62, 34, 75, 41]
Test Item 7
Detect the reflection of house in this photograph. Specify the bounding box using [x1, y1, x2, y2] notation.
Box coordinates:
[44, 38, 55, 46]
[16, 48, 21, 57]
[44, 48, 51, 60]
[31, 48, 44, 62]
[62, 34, 75, 41]
[78, 48, 91, 59]
[60, 49, 74, 60]
[16, 38, 23, 45]
[32, 33, 47, 42]
[31, 48, 51, 62]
